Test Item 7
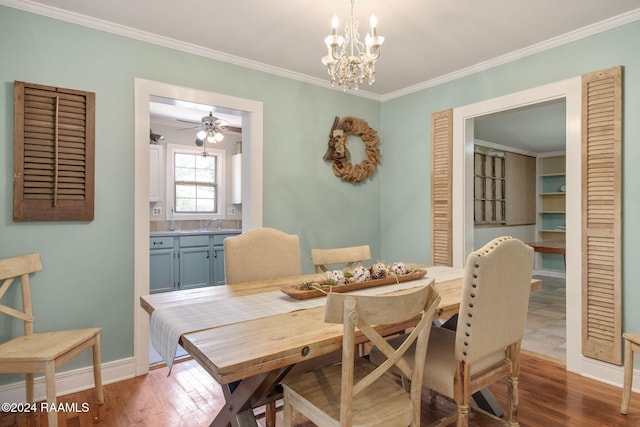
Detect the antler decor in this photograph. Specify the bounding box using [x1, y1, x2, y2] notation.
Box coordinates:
[323, 116, 380, 183]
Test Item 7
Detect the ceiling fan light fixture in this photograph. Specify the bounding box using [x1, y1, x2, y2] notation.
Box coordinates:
[197, 130, 207, 140]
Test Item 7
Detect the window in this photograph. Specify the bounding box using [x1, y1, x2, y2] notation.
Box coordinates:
[166, 144, 225, 220]
[474, 147, 536, 226]
[474, 149, 505, 225]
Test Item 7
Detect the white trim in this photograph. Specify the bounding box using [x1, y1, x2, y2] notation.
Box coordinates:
[1, 0, 638, 101]
[0, 358, 136, 404]
[0, 0, 380, 101]
[473, 138, 539, 158]
[452, 77, 586, 376]
[382, 8, 640, 101]
[165, 144, 226, 220]
[134, 78, 263, 376]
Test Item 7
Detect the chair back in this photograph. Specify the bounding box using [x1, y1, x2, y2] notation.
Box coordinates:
[325, 284, 440, 425]
[0, 253, 43, 336]
[455, 236, 534, 365]
[311, 245, 371, 273]
[223, 227, 302, 284]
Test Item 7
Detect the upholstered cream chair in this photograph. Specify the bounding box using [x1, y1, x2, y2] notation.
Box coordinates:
[224, 227, 302, 284]
[621, 332, 640, 414]
[282, 284, 441, 427]
[0, 253, 103, 427]
[311, 245, 371, 273]
[371, 236, 533, 426]
[223, 227, 301, 426]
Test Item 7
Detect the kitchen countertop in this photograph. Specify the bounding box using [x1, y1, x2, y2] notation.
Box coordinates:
[151, 229, 241, 237]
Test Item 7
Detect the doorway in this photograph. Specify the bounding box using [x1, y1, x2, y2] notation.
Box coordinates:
[451, 77, 582, 373]
[132, 78, 264, 375]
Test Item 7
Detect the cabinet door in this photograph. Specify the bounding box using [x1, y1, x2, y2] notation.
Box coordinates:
[150, 248, 175, 293]
[179, 247, 211, 290]
[213, 245, 226, 286]
[149, 144, 163, 202]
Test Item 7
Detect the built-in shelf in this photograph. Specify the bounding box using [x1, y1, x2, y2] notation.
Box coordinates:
[537, 155, 566, 271]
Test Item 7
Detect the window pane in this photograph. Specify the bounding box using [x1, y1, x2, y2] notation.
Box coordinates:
[175, 153, 194, 168]
[175, 167, 195, 182]
[196, 168, 215, 183]
[174, 151, 218, 213]
[176, 198, 196, 212]
[197, 199, 215, 211]
[176, 184, 196, 199]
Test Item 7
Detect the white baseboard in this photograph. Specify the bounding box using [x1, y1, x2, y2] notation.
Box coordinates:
[0, 357, 136, 404]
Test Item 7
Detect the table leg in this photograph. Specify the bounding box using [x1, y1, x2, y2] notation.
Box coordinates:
[210, 367, 291, 427]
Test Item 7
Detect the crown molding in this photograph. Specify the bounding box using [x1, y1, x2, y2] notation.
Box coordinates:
[381, 8, 640, 101]
[0, 0, 382, 100]
[2, 0, 638, 102]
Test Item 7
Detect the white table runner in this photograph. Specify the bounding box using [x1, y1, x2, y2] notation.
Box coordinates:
[150, 266, 464, 371]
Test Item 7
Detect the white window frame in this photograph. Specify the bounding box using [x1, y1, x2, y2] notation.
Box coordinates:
[165, 143, 226, 221]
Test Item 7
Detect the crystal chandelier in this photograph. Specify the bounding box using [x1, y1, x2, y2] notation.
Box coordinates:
[321, 0, 384, 90]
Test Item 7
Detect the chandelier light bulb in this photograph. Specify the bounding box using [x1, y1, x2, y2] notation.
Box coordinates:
[370, 15, 377, 36]
[215, 132, 224, 142]
[197, 130, 207, 140]
[207, 133, 216, 143]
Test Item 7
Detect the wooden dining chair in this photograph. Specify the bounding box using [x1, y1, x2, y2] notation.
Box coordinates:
[311, 244, 371, 273]
[282, 284, 441, 427]
[370, 236, 533, 426]
[224, 227, 302, 284]
[0, 253, 103, 427]
[621, 332, 640, 414]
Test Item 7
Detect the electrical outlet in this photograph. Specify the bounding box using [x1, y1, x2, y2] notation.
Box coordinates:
[152, 207, 163, 216]
[227, 207, 237, 216]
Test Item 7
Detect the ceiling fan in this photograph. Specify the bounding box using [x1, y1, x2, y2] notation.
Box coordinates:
[178, 112, 242, 135]
[150, 129, 164, 144]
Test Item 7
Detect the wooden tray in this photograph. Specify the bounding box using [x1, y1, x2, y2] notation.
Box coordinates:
[281, 269, 427, 300]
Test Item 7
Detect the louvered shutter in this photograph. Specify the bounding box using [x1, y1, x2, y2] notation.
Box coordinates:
[13, 81, 95, 221]
[581, 66, 622, 365]
[431, 110, 453, 266]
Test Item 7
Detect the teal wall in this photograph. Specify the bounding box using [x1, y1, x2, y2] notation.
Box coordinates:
[0, 5, 381, 383]
[1, 5, 639, 385]
[380, 20, 640, 352]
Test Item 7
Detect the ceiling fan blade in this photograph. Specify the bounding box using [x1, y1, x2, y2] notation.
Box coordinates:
[177, 125, 201, 131]
[177, 118, 201, 125]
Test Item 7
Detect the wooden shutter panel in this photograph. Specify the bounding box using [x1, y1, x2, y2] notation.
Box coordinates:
[13, 81, 95, 221]
[581, 66, 622, 365]
[431, 109, 453, 266]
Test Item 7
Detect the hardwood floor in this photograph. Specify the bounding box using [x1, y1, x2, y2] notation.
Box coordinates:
[2, 353, 639, 426]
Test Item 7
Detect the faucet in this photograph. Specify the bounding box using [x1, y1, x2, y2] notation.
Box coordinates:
[204, 218, 220, 230]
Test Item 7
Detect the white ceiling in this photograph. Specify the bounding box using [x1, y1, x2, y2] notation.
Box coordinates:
[8, 0, 639, 151]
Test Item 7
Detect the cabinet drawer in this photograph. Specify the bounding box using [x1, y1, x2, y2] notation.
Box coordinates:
[150, 237, 174, 249]
[213, 234, 237, 245]
[180, 235, 210, 247]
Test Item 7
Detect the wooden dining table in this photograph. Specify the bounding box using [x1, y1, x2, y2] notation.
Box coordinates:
[140, 266, 541, 427]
